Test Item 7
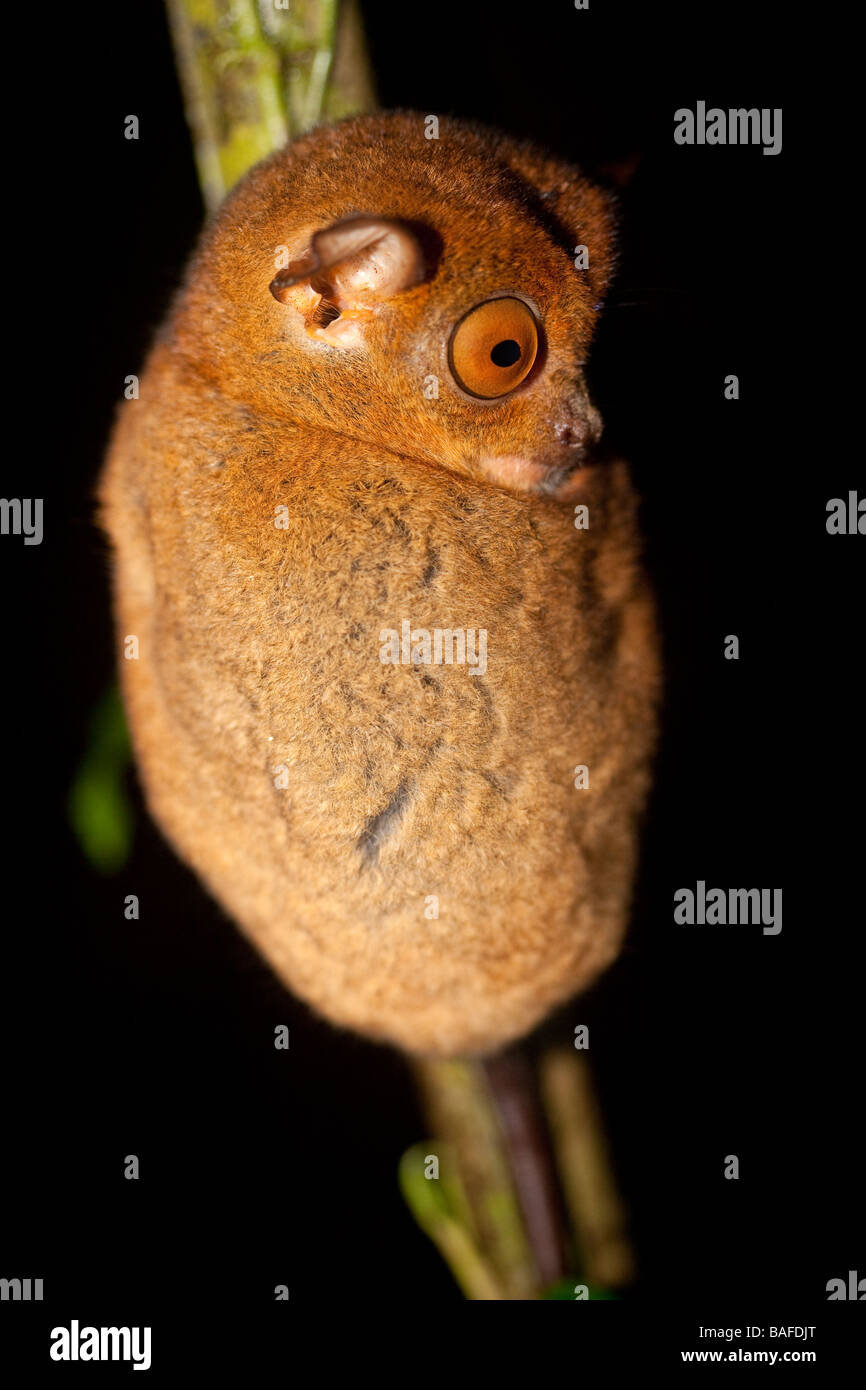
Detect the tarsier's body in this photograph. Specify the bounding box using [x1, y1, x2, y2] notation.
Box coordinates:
[101, 113, 659, 1057]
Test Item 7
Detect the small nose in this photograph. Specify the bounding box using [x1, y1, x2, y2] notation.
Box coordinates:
[548, 370, 603, 448]
[556, 420, 587, 449]
[554, 403, 602, 450]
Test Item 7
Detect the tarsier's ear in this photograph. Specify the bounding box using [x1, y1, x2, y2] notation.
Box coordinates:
[269, 216, 426, 340]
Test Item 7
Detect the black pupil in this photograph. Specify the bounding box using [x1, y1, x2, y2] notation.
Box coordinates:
[490, 339, 521, 368]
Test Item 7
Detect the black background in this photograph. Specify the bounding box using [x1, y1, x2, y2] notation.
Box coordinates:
[2, 0, 862, 1368]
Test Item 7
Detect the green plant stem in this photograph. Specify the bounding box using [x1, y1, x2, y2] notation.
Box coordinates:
[412, 1058, 539, 1299]
[539, 1046, 636, 1290]
[166, 0, 289, 211]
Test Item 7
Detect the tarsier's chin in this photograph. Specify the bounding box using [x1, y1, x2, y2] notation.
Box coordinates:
[100, 112, 660, 1058]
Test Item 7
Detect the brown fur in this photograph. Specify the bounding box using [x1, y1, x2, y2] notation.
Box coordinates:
[99, 112, 660, 1057]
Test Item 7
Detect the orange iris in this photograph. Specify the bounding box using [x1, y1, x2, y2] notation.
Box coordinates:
[449, 298, 539, 399]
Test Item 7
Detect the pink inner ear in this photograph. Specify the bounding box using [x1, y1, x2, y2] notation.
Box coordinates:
[270, 217, 425, 313]
[324, 236, 419, 308]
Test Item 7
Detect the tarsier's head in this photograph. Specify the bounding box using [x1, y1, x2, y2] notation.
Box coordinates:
[173, 111, 617, 499]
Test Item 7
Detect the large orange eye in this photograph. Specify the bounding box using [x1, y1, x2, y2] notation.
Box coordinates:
[448, 297, 539, 399]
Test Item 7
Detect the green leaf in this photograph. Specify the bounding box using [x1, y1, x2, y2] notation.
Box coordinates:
[68, 685, 134, 873]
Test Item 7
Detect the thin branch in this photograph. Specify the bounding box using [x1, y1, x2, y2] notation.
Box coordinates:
[166, 0, 288, 212]
[483, 1048, 569, 1288]
[323, 0, 377, 120]
[166, 0, 377, 212]
[539, 1046, 636, 1290]
[412, 1058, 539, 1299]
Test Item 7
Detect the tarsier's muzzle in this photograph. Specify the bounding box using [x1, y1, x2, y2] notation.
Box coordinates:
[478, 398, 604, 497]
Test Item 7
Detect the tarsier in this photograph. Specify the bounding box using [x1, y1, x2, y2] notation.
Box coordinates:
[101, 112, 660, 1057]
